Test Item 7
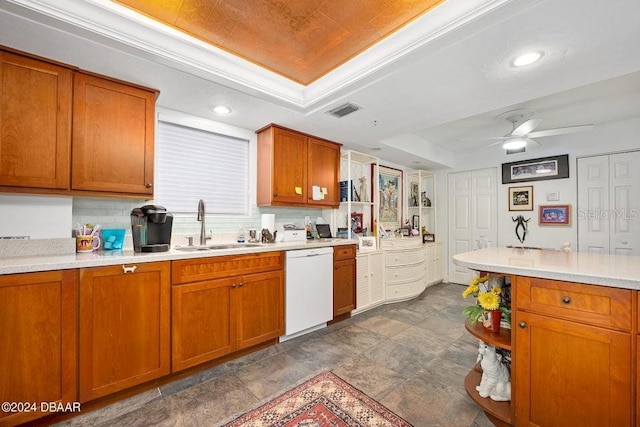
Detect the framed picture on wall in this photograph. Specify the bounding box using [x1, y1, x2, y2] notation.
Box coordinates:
[376, 165, 403, 231]
[539, 204, 571, 225]
[502, 154, 569, 184]
[508, 185, 534, 211]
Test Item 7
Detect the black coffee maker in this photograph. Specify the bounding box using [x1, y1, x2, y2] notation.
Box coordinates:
[131, 205, 173, 252]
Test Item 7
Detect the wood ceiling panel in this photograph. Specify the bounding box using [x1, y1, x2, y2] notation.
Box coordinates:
[115, 0, 445, 85]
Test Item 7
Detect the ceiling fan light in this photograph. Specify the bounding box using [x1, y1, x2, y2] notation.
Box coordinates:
[502, 138, 527, 150]
[512, 51, 543, 67]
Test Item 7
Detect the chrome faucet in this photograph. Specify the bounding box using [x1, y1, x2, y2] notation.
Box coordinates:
[197, 199, 211, 245]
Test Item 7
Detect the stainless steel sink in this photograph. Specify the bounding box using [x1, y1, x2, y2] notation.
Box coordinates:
[174, 243, 262, 251]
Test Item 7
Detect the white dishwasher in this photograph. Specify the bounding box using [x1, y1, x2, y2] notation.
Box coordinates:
[282, 246, 334, 340]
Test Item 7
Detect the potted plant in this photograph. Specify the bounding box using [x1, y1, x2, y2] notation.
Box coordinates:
[462, 275, 511, 332]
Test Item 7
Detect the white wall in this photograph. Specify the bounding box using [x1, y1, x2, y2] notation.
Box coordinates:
[0, 194, 72, 238]
[437, 116, 640, 275]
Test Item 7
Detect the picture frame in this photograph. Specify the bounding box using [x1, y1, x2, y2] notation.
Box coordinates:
[508, 185, 534, 211]
[358, 236, 377, 252]
[412, 214, 420, 230]
[350, 212, 364, 233]
[502, 154, 569, 184]
[423, 233, 435, 243]
[539, 204, 571, 226]
[409, 182, 419, 207]
[376, 165, 403, 232]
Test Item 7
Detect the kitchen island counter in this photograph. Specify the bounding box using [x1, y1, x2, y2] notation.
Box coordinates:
[453, 247, 640, 290]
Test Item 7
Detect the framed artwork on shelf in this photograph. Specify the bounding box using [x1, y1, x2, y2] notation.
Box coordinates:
[412, 215, 420, 230]
[508, 185, 534, 211]
[502, 154, 569, 184]
[409, 182, 419, 207]
[351, 212, 364, 233]
[358, 236, 377, 252]
[539, 205, 571, 225]
[376, 165, 402, 231]
[423, 233, 435, 243]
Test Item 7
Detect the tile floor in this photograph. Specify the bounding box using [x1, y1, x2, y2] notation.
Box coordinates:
[57, 282, 495, 427]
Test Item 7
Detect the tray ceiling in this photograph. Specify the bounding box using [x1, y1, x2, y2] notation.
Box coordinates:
[115, 0, 444, 85]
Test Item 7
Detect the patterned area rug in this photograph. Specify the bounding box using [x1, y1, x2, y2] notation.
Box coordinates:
[223, 371, 413, 426]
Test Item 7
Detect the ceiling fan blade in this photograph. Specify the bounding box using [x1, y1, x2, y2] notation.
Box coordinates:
[458, 136, 508, 142]
[511, 119, 542, 137]
[528, 124, 594, 138]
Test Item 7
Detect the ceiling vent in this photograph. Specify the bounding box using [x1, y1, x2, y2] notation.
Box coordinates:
[325, 103, 362, 118]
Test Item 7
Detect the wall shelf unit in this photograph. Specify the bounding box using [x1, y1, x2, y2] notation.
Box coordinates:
[406, 170, 436, 238]
[337, 150, 379, 241]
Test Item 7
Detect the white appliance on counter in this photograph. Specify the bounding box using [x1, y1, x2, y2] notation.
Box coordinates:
[281, 247, 333, 341]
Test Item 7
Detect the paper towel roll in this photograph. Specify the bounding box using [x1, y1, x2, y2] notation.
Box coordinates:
[261, 214, 275, 232]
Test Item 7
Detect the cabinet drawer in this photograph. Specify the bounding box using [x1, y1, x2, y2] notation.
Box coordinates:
[385, 249, 425, 267]
[516, 276, 632, 331]
[172, 251, 284, 284]
[334, 244, 356, 261]
[385, 264, 425, 284]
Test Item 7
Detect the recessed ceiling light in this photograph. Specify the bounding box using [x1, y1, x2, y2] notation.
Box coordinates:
[502, 138, 527, 150]
[213, 105, 232, 115]
[512, 51, 544, 67]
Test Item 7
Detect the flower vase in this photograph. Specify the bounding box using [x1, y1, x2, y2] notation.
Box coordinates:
[483, 309, 502, 333]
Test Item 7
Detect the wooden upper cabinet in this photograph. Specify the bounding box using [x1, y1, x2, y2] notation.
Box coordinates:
[257, 124, 341, 208]
[308, 137, 340, 207]
[0, 270, 77, 426]
[72, 72, 155, 196]
[0, 50, 72, 190]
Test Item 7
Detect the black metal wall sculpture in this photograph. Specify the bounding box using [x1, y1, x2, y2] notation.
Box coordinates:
[512, 215, 530, 244]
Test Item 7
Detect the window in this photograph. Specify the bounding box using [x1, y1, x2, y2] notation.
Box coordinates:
[155, 120, 249, 214]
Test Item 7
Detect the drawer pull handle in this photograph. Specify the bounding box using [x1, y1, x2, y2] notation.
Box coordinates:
[562, 296, 572, 304]
[122, 265, 137, 274]
[518, 321, 526, 329]
[239, 282, 244, 287]
[231, 283, 237, 288]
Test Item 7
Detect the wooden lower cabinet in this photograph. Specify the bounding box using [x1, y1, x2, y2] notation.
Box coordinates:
[514, 311, 631, 427]
[512, 276, 633, 427]
[333, 244, 356, 317]
[0, 270, 77, 426]
[79, 262, 170, 402]
[171, 253, 284, 372]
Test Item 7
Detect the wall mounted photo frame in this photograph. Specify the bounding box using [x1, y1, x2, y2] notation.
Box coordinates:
[502, 154, 569, 184]
[376, 165, 402, 231]
[539, 204, 571, 226]
[508, 185, 534, 211]
[358, 236, 377, 252]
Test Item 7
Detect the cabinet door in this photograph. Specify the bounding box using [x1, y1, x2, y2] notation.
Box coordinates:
[72, 72, 155, 196]
[79, 262, 170, 401]
[172, 278, 236, 372]
[307, 137, 340, 207]
[333, 258, 356, 316]
[259, 126, 307, 205]
[236, 270, 284, 349]
[0, 51, 71, 190]
[515, 311, 631, 427]
[369, 252, 385, 306]
[0, 270, 76, 426]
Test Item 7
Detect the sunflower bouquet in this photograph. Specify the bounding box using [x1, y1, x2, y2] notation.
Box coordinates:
[462, 275, 511, 326]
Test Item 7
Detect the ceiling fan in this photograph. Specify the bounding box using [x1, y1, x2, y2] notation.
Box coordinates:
[463, 109, 594, 151]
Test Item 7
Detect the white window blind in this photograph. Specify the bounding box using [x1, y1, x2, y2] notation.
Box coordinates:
[155, 120, 249, 214]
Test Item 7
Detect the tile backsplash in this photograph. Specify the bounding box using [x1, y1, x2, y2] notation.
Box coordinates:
[72, 197, 329, 241]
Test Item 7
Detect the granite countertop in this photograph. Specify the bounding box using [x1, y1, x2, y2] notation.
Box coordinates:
[0, 239, 355, 275]
[453, 247, 640, 290]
